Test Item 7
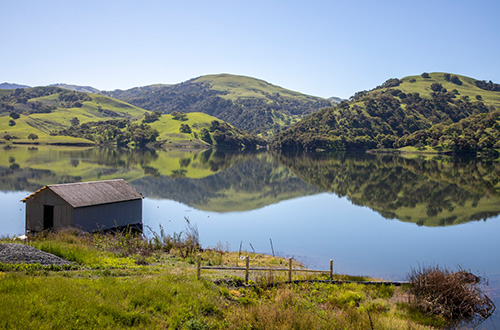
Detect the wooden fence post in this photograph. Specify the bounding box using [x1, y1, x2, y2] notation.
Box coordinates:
[197, 254, 201, 279]
[245, 256, 250, 284]
[288, 257, 292, 282]
[330, 259, 333, 280]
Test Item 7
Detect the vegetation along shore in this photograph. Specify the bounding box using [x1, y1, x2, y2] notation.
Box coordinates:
[0, 229, 495, 329]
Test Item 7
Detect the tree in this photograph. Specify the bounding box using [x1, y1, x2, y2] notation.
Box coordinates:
[421, 72, 430, 78]
[171, 111, 187, 121]
[8, 120, 16, 126]
[444, 73, 451, 81]
[9, 112, 20, 120]
[142, 111, 161, 123]
[431, 83, 443, 92]
[450, 75, 462, 85]
[28, 133, 39, 140]
[199, 128, 212, 144]
[179, 123, 192, 133]
[70, 117, 80, 126]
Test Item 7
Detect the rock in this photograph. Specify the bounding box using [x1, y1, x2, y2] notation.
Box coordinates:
[0, 243, 72, 266]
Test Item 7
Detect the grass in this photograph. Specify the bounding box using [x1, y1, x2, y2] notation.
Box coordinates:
[398, 73, 500, 109]
[0, 91, 148, 146]
[148, 112, 216, 146]
[0, 230, 441, 330]
[193, 74, 326, 102]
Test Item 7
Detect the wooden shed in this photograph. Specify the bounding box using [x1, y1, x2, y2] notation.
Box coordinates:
[22, 179, 143, 233]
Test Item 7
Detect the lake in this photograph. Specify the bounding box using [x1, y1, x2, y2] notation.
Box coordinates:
[1, 145, 499, 327]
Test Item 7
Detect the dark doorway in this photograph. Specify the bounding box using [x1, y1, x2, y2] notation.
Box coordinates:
[43, 205, 54, 230]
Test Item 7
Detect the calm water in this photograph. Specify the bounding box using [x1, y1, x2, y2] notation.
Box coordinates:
[1, 146, 499, 327]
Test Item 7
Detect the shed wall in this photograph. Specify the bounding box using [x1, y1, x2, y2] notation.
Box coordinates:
[25, 189, 73, 232]
[73, 199, 142, 232]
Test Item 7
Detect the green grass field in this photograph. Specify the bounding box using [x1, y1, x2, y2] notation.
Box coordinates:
[0, 231, 441, 330]
[193, 74, 326, 102]
[397, 72, 500, 108]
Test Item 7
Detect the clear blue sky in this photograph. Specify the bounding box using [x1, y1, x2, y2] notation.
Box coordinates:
[2, 0, 500, 99]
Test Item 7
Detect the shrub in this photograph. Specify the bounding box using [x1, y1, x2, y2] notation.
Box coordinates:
[408, 266, 495, 325]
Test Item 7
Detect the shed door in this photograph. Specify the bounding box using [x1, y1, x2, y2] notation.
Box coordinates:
[43, 205, 54, 230]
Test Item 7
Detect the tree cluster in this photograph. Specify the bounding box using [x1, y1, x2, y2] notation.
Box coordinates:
[58, 119, 159, 147]
[142, 111, 161, 123]
[475, 80, 500, 92]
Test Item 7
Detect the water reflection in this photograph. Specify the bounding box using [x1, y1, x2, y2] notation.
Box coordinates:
[1, 146, 500, 226]
[275, 152, 500, 226]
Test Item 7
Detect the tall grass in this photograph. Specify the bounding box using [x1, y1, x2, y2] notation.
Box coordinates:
[0, 230, 450, 329]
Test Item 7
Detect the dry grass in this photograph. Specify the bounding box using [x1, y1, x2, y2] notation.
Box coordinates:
[408, 265, 496, 327]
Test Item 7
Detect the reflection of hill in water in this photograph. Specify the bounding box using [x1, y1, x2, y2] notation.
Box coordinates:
[276, 152, 500, 226]
[2, 145, 499, 226]
[130, 154, 320, 212]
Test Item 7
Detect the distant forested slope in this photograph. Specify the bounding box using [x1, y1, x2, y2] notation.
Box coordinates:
[271, 72, 500, 153]
[104, 74, 332, 136]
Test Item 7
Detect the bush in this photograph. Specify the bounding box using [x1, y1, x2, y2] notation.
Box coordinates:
[408, 266, 495, 325]
[28, 133, 39, 140]
[450, 75, 462, 85]
[430, 83, 443, 92]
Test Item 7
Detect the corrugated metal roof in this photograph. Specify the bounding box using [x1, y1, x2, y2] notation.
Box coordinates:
[22, 179, 143, 208]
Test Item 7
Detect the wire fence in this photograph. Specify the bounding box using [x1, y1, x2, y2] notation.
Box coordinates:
[196, 254, 408, 286]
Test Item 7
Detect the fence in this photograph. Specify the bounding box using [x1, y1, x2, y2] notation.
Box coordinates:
[196, 254, 409, 286]
[197, 254, 333, 284]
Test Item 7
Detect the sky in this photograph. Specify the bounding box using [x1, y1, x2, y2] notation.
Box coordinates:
[2, 0, 500, 99]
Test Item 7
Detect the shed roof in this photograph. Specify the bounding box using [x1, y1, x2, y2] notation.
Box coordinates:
[22, 179, 143, 208]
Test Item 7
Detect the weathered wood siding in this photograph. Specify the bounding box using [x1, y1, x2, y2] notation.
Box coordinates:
[73, 199, 142, 232]
[25, 189, 73, 232]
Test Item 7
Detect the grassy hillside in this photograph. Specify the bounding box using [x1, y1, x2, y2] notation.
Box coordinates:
[0, 87, 148, 145]
[271, 72, 500, 153]
[148, 112, 263, 149]
[0, 87, 261, 150]
[105, 74, 332, 136]
[193, 74, 324, 102]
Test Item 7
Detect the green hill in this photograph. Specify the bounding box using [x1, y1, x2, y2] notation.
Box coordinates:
[0, 86, 262, 149]
[271, 72, 500, 153]
[104, 74, 332, 136]
[0, 87, 148, 145]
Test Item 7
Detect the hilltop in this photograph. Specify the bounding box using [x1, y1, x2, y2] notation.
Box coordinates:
[104, 74, 332, 136]
[271, 72, 500, 153]
[48, 83, 101, 94]
[0, 82, 30, 90]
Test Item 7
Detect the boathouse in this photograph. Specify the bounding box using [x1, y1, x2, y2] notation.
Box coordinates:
[22, 179, 143, 232]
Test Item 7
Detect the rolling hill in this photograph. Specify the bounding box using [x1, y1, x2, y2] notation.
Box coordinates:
[104, 74, 332, 136]
[0, 86, 148, 145]
[0, 86, 263, 150]
[271, 72, 500, 153]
